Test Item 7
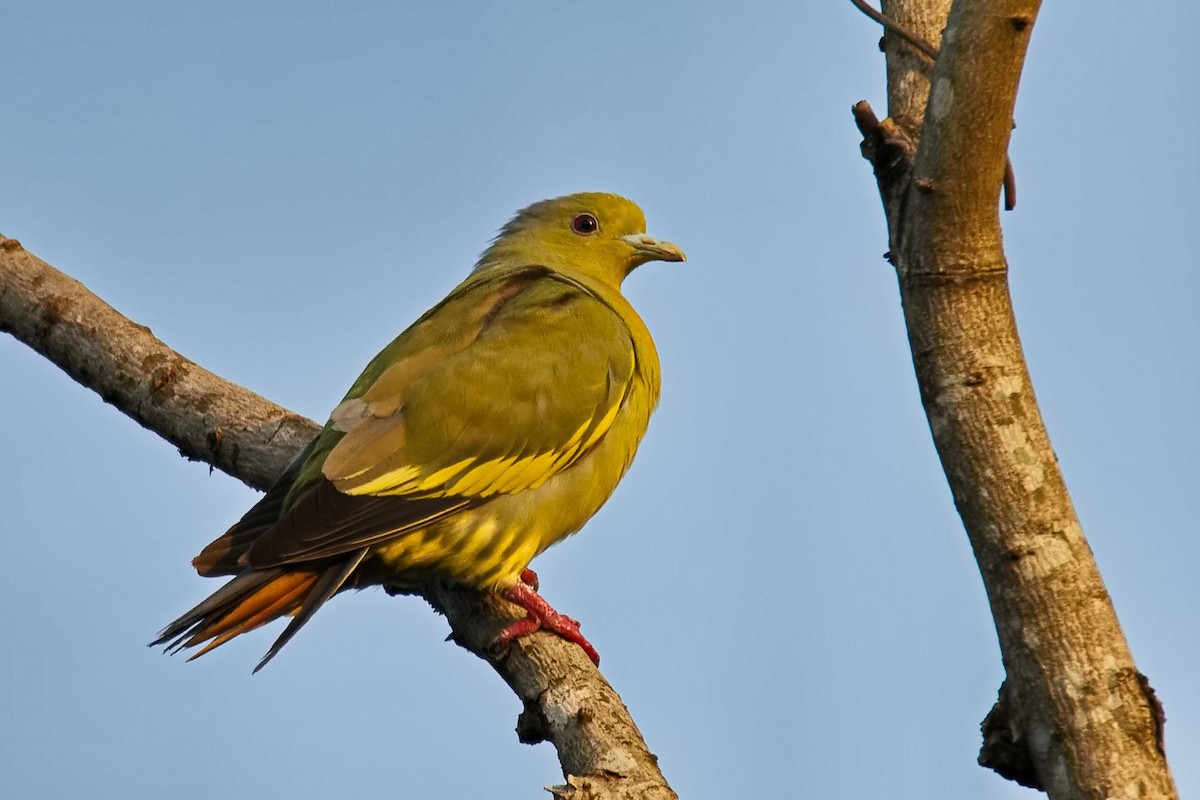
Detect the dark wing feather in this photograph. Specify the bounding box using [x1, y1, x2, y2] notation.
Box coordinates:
[243, 478, 472, 567]
[193, 437, 321, 576]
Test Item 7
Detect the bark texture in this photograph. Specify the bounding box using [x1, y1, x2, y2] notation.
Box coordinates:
[856, 1, 1177, 797]
[0, 233, 676, 800]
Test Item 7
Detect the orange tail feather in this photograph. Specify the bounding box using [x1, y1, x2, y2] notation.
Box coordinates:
[185, 572, 319, 658]
[153, 547, 368, 670]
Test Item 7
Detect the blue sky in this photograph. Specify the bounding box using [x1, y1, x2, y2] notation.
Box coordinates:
[2, 3, 1196, 798]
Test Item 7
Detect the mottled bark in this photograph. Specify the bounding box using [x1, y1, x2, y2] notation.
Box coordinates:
[855, 1, 1176, 796]
[0, 234, 675, 800]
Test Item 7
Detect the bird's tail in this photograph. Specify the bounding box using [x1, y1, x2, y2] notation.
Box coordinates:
[152, 547, 369, 672]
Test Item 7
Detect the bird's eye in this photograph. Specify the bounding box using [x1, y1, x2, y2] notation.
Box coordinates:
[571, 213, 599, 236]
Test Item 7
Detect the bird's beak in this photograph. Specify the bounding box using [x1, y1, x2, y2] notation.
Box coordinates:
[621, 233, 687, 263]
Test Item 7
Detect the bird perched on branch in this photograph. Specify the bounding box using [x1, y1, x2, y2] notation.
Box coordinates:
[154, 192, 684, 671]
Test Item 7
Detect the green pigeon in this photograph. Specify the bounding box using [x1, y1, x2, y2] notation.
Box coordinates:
[154, 192, 684, 670]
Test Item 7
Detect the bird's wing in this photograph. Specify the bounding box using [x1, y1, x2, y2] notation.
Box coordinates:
[241, 266, 639, 567]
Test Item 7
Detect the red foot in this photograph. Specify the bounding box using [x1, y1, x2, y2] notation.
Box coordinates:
[492, 581, 600, 666]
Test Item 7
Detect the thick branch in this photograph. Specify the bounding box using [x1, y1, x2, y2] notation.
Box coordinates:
[0, 234, 675, 800]
[856, 1, 1177, 797]
[0, 238, 312, 490]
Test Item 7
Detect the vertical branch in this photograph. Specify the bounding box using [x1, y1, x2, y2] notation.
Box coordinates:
[855, 0, 1178, 796]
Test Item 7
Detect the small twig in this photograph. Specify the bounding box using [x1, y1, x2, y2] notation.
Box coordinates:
[852, 100, 882, 138]
[1003, 155, 1017, 211]
[847, 0, 939, 61]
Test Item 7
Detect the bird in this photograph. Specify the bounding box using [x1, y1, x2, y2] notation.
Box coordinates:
[153, 192, 684, 671]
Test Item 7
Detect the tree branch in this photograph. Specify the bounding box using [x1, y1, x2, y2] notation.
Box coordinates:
[855, 1, 1178, 796]
[0, 233, 676, 800]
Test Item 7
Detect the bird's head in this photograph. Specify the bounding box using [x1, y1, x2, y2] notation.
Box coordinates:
[475, 192, 685, 288]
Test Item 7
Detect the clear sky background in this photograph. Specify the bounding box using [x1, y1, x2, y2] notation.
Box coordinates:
[2, 3, 1196, 798]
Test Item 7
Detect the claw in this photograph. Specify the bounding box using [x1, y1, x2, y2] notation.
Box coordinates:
[519, 568, 539, 591]
[491, 580, 600, 665]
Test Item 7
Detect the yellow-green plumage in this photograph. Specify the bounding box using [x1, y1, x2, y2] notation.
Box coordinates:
[154, 193, 684, 670]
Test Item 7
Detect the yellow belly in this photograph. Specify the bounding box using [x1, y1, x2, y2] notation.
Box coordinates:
[373, 510, 543, 589]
